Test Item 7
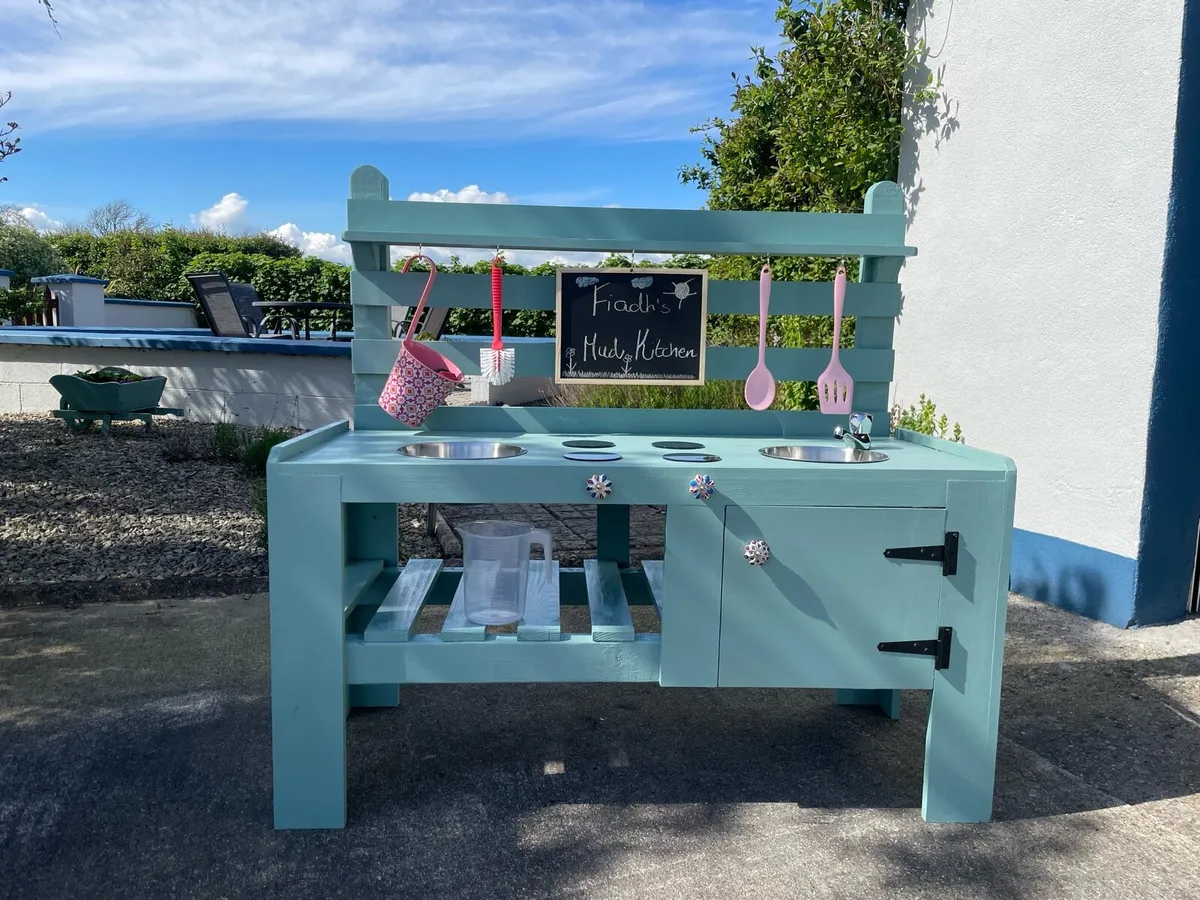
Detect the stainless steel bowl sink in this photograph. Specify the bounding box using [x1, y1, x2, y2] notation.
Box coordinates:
[398, 441, 527, 460]
[759, 444, 889, 464]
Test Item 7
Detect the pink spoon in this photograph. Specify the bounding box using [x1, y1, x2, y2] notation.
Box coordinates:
[744, 263, 776, 411]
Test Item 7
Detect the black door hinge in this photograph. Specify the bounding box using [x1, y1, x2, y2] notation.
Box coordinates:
[878, 626, 953, 670]
[883, 531, 959, 576]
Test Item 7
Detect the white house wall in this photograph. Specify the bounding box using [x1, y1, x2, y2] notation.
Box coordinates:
[896, 0, 1185, 559]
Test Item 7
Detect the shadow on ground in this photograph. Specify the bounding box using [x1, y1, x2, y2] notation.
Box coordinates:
[1, 595, 1198, 900]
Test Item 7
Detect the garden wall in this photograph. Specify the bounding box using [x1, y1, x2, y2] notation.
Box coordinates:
[0, 329, 554, 428]
[102, 298, 197, 330]
[895, 0, 1193, 626]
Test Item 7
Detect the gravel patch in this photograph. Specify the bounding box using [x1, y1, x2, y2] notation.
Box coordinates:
[0, 414, 442, 607]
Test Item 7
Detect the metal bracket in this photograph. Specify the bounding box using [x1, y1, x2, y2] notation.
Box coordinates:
[883, 531, 959, 576]
[877, 626, 953, 670]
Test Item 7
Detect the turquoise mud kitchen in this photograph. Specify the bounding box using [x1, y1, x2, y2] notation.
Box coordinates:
[265, 165, 1018, 829]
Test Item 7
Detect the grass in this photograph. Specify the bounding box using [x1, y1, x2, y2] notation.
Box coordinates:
[553, 380, 750, 410]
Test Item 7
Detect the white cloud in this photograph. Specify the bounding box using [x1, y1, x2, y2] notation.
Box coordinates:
[0, 1, 778, 139]
[193, 193, 248, 231]
[268, 223, 352, 264]
[406, 186, 511, 204]
[188, 184, 666, 269]
[1, 205, 62, 230]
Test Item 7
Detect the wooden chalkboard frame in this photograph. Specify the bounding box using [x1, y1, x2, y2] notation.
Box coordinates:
[553, 266, 709, 386]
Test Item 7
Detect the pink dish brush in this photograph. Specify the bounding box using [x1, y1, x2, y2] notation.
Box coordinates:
[479, 256, 515, 385]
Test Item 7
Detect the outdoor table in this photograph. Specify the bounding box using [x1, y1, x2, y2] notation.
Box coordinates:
[252, 301, 353, 341]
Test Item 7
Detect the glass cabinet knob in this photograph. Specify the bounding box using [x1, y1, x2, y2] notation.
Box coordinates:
[744, 539, 770, 566]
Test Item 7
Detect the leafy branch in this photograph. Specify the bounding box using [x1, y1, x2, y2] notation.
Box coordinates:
[0, 94, 18, 183]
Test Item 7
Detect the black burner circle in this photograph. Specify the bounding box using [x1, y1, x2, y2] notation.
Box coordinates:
[652, 440, 705, 450]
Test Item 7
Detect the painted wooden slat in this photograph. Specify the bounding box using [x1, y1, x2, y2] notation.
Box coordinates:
[517, 560, 561, 642]
[584, 559, 634, 642]
[440, 575, 487, 642]
[364, 559, 443, 643]
[269, 419, 349, 464]
[641, 560, 664, 620]
[344, 183, 916, 257]
[897, 429, 1019, 471]
[352, 338, 895, 384]
[350, 270, 903, 317]
[342, 559, 385, 618]
[347, 633, 662, 684]
[853, 316, 896, 350]
[349, 403, 891, 438]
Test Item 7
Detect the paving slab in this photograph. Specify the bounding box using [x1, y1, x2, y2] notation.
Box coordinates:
[1, 595, 1199, 900]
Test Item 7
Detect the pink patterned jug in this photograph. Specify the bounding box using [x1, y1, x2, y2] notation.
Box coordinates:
[377, 254, 464, 427]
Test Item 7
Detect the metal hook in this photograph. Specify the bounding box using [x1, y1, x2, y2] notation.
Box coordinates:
[630, 250, 636, 271]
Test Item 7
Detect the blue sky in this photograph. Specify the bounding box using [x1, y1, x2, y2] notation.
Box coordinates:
[0, 0, 783, 265]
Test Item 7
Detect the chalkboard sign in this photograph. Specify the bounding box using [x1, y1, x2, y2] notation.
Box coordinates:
[554, 268, 708, 385]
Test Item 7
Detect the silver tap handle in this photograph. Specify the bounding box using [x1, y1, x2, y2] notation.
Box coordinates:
[849, 412, 873, 436]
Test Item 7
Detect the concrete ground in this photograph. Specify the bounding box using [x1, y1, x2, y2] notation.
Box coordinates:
[1, 595, 1198, 900]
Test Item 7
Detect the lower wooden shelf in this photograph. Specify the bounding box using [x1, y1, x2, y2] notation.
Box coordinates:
[354, 557, 664, 645]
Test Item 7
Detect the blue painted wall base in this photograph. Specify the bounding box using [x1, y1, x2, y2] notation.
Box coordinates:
[1009, 529, 1138, 629]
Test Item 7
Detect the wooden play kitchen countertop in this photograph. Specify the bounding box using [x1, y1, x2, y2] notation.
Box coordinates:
[280, 427, 1005, 506]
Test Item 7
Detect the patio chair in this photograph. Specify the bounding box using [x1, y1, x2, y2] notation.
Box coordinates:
[391, 304, 451, 339]
[186, 271, 296, 338]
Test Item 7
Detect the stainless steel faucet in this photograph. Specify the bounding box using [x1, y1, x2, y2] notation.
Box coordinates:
[834, 413, 873, 450]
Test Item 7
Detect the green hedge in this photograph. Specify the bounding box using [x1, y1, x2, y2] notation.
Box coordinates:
[46, 228, 301, 300]
[176, 252, 350, 305]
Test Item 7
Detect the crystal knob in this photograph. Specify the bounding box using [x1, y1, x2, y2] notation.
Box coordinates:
[585, 473, 613, 499]
[744, 539, 770, 566]
[688, 474, 715, 500]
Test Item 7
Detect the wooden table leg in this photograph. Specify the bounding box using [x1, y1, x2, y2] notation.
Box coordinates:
[921, 478, 1015, 822]
[268, 472, 349, 828]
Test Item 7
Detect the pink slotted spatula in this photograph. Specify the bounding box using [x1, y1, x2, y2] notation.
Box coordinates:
[817, 265, 854, 413]
[743, 263, 776, 410]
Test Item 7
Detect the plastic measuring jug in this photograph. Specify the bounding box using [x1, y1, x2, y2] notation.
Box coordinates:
[455, 520, 554, 625]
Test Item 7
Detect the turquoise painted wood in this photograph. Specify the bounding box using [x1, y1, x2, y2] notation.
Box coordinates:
[351, 269, 904, 316]
[346, 633, 663, 685]
[363, 558, 442, 642]
[595, 505, 630, 566]
[718, 506, 946, 689]
[352, 337, 895, 385]
[264, 165, 1019, 831]
[342, 559, 384, 618]
[268, 473, 348, 829]
[441, 577, 487, 641]
[349, 400, 894, 438]
[641, 560, 664, 619]
[922, 475, 1017, 823]
[517, 560, 561, 641]
[834, 688, 902, 721]
[344, 169, 916, 257]
[658, 504, 725, 687]
[584, 559, 635, 642]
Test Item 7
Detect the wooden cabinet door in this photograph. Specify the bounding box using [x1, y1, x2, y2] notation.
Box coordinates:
[718, 505, 947, 689]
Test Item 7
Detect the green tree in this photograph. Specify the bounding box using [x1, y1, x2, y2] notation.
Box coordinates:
[0, 220, 66, 285]
[671, 0, 938, 410]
